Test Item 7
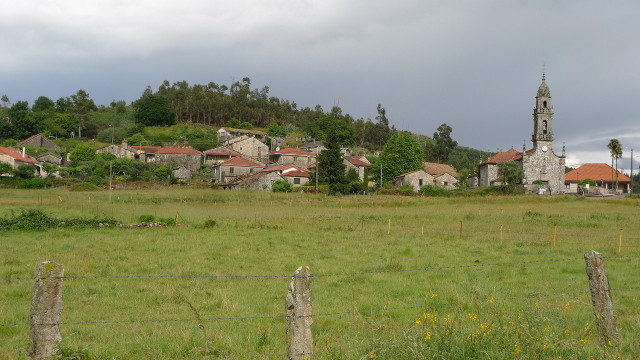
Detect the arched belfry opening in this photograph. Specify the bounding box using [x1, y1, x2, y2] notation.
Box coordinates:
[542, 120, 548, 134]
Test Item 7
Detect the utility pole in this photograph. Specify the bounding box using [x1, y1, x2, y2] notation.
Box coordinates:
[631, 149, 634, 194]
[315, 161, 319, 192]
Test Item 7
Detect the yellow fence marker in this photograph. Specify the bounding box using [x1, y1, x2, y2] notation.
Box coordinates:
[500, 225, 504, 244]
[618, 229, 623, 253]
[387, 219, 391, 235]
[421, 223, 424, 236]
[553, 225, 557, 248]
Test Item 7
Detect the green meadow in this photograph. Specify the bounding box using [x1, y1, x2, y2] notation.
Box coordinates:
[1, 188, 639, 359]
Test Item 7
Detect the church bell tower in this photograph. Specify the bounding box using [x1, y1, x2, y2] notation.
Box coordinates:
[532, 73, 554, 152]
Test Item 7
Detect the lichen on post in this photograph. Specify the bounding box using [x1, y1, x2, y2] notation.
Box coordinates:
[286, 266, 313, 360]
[29, 261, 64, 359]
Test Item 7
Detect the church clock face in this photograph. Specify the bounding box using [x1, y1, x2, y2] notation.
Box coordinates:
[541, 145, 548, 152]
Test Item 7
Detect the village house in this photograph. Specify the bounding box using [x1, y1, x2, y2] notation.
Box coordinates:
[478, 74, 566, 194]
[268, 148, 316, 168]
[96, 140, 137, 159]
[565, 163, 631, 194]
[171, 166, 192, 182]
[0, 147, 41, 176]
[238, 172, 285, 191]
[394, 170, 435, 191]
[36, 151, 63, 166]
[424, 162, 459, 189]
[224, 135, 270, 161]
[217, 127, 267, 142]
[344, 156, 371, 181]
[17, 134, 62, 152]
[212, 156, 265, 183]
[203, 146, 241, 165]
[300, 141, 326, 155]
[154, 147, 203, 172]
[262, 164, 311, 186]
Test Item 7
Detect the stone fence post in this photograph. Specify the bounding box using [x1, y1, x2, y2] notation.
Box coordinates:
[29, 261, 64, 359]
[286, 266, 313, 360]
[584, 251, 620, 346]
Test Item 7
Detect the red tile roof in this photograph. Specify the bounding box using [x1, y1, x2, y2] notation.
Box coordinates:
[565, 163, 631, 182]
[481, 148, 522, 164]
[220, 157, 263, 167]
[345, 156, 371, 167]
[281, 170, 310, 178]
[156, 147, 202, 155]
[220, 127, 267, 136]
[261, 164, 310, 173]
[131, 146, 162, 154]
[270, 148, 315, 156]
[0, 147, 39, 164]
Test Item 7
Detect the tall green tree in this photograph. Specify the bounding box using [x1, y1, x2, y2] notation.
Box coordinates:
[134, 93, 176, 127]
[607, 139, 622, 191]
[428, 123, 458, 163]
[306, 115, 355, 146]
[32, 96, 55, 112]
[316, 130, 347, 194]
[9, 101, 41, 139]
[71, 90, 97, 138]
[373, 132, 424, 184]
[497, 161, 524, 184]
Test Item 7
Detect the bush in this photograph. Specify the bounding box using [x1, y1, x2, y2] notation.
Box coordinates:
[0, 209, 118, 230]
[17, 178, 45, 189]
[419, 185, 450, 197]
[158, 217, 176, 226]
[272, 179, 292, 192]
[201, 219, 217, 228]
[138, 214, 155, 223]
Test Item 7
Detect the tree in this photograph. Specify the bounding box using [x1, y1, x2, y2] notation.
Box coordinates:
[497, 161, 524, 185]
[32, 96, 55, 112]
[373, 132, 424, 184]
[134, 93, 176, 126]
[429, 123, 458, 163]
[0, 162, 14, 176]
[70, 90, 97, 137]
[316, 129, 347, 194]
[70, 143, 96, 164]
[9, 101, 41, 139]
[607, 139, 622, 191]
[272, 179, 293, 192]
[1, 94, 10, 108]
[306, 115, 355, 146]
[128, 133, 150, 146]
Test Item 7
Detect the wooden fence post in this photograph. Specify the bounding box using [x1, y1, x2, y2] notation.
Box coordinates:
[286, 266, 313, 360]
[584, 251, 621, 346]
[29, 261, 64, 359]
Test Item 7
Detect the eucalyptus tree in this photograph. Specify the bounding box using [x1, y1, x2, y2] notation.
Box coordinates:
[607, 139, 622, 190]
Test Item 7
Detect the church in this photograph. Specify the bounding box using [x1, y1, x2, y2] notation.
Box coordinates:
[479, 74, 566, 194]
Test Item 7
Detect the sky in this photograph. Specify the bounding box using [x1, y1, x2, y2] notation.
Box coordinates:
[2, 0, 640, 170]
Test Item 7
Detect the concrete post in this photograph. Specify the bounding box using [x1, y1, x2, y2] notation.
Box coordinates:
[584, 251, 621, 346]
[29, 261, 64, 359]
[286, 266, 313, 360]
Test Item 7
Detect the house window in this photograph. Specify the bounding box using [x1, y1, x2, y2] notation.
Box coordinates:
[418, 179, 423, 187]
[229, 167, 234, 174]
[294, 178, 301, 185]
[443, 181, 448, 187]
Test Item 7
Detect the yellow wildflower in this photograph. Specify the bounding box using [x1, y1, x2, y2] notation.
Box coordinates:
[431, 293, 438, 299]
[424, 331, 432, 341]
[488, 296, 495, 304]
[369, 352, 377, 359]
[415, 319, 422, 325]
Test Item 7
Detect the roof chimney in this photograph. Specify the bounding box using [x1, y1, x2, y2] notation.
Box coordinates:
[22, 147, 26, 157]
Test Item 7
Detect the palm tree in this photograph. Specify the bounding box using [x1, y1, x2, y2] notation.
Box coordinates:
[607, 139, 622, 191]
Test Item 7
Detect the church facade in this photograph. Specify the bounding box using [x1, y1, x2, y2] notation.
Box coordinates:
[479, 74, 566, 194]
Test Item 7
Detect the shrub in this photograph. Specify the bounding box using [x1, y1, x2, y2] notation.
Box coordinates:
[202, 219, 217, 228]
[138, 214, 155, 223]
[272, 179, 292, 192]
[18, 178, 47, 189]
[419, 185, 450, 197]
[158, 217, 176, 226]
[68, 182, 103, 192]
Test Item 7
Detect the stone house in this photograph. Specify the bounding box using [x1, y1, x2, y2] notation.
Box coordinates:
[36, 151, 63, 165]
[212, 156, 265, 183]
[17, 134, 62, 152]
[262, 164, 311, 186]
[171, 166, 192, 181]
[238, 172, 285, 191]
[268, 148, 316, 168]
[224, 135, 270, 161]
[344, 156, 371, 181]
[423, 162, 459, 189]
[0, 146, 41, 176]
[565, 163, 631, 194]
[478, 74, 565, 194]
[217, 127, 267, 142]
[394, 170, 435, 191]
[154, 147, 203, 172]
[300, 141, 326, 155]
[203, 146, 241, 165]
[479, 149, 523, 187]
[96, 141, 137, 159]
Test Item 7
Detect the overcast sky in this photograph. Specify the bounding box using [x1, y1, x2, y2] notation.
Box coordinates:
[2, 0, 639, 169]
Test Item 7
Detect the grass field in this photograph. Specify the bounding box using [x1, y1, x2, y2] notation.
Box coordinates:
[1, 188, 639, 359]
